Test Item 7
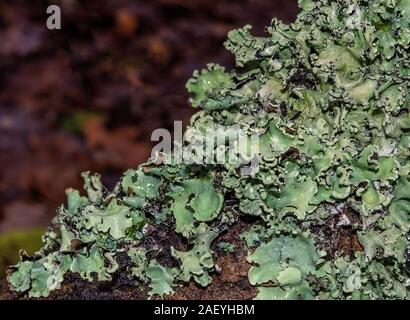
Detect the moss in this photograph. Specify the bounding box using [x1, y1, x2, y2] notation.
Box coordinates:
[0, 229, 44, 278]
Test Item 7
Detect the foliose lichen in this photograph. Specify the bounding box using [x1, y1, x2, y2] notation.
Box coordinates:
[8, 0, 410, 299]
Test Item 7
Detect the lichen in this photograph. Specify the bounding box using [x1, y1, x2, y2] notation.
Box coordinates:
[7, 0, 410, 299]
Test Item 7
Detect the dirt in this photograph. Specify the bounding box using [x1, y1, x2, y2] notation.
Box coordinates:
[171, 218, 257, 300]
[0, 217, 256, 300]
[0, 203, 367, 300]
[141, 220, 189, 269]
[287, 66, 316, 89]
[311, 205, 364, 259]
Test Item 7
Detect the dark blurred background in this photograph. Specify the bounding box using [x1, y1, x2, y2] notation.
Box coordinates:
[0, 0, 298, 276]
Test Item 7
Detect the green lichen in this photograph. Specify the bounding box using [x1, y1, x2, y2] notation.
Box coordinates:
[145, 261, 175, 298]
[7, 0, 410, 299]
[171, 226, 218, 287]
[247, 233, 323, 296]
[168, 178, 223, 237]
